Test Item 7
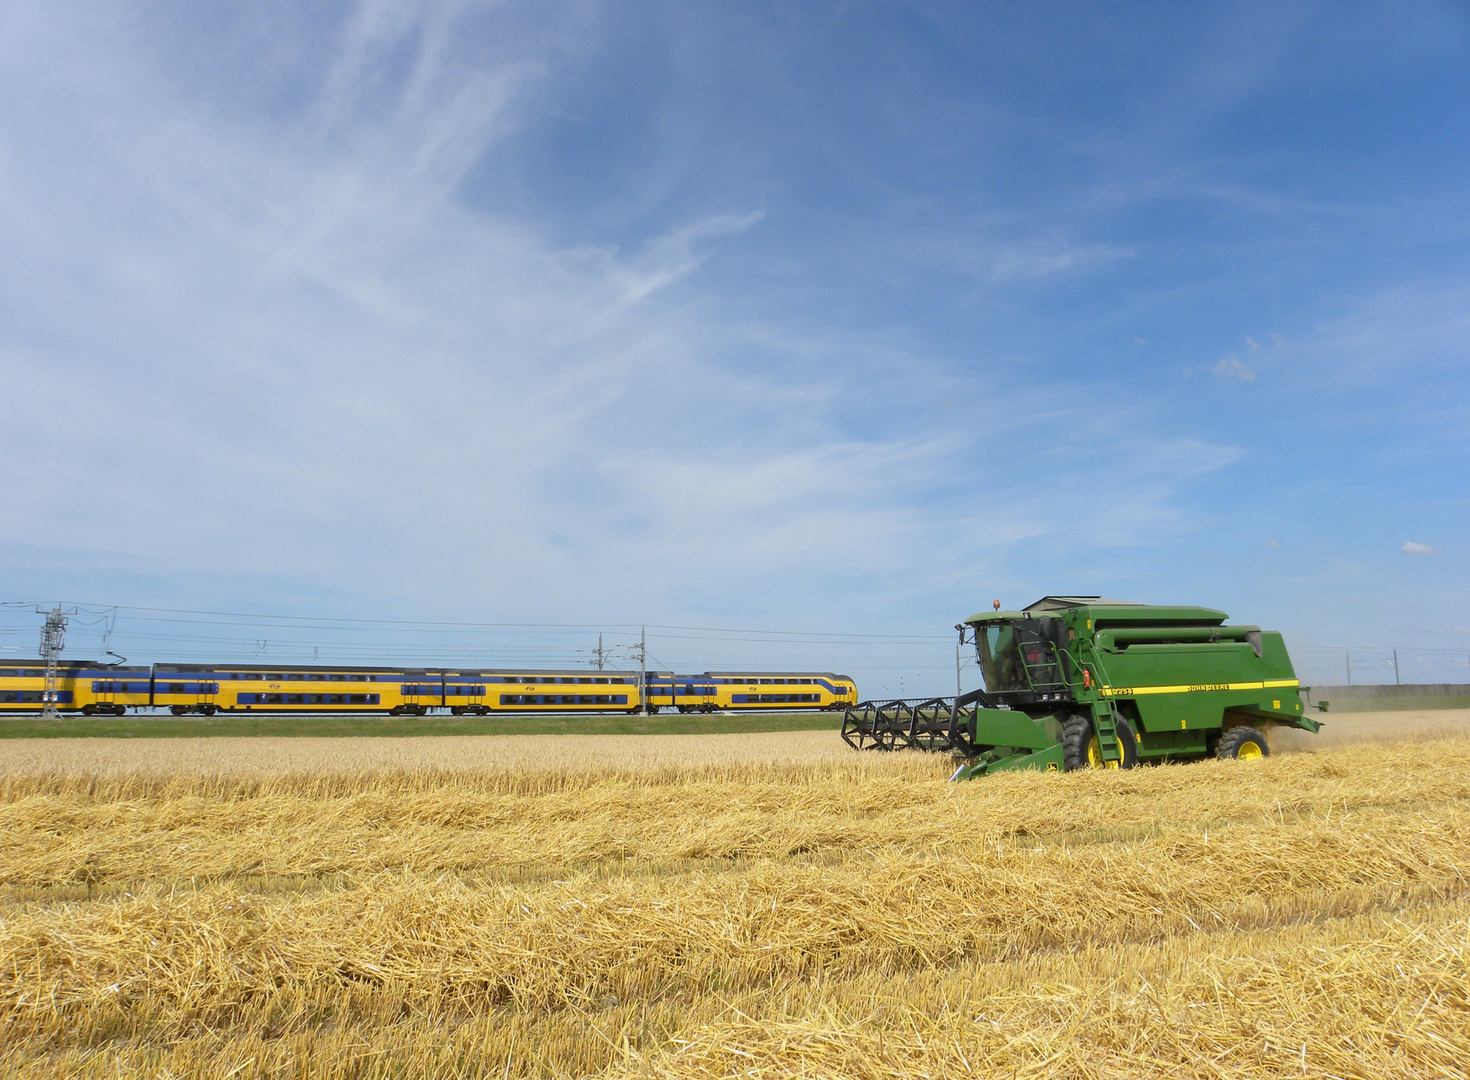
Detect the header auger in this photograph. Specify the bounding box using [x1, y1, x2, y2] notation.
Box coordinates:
[841, 596, 1321, 778]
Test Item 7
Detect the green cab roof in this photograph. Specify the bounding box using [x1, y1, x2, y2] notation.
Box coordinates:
[964, 596, 1229, 626]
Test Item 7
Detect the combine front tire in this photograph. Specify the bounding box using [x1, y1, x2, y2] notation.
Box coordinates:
[1217, 726, 1269, 760]
[1062, 715, 1139, 771]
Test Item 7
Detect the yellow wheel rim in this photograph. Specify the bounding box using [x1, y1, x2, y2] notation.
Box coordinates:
[1086, 735, 1120, 769]
[1236, 740, 1264, 761]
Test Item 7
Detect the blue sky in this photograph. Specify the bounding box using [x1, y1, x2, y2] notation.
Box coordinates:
[2, 1, 1468, 692]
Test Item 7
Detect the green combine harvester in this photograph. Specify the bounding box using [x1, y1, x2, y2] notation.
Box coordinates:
[840, 596, 1321, 779]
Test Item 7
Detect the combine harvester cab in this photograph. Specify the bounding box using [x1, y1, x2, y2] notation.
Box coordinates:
[841, 596, 1320, 779]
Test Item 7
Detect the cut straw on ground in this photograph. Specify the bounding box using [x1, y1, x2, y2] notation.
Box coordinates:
[2, 729, 1467, 1078]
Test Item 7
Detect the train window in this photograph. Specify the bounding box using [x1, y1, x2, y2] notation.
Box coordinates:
[611, 678, 625, 684]
[595, 678, 607, 684]
[330, 674, 345, 681]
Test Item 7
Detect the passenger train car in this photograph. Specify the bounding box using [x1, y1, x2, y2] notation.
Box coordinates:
[644, 672, 857, 712]
[0, 660, 153, 715]
[0, 660, 858, 715]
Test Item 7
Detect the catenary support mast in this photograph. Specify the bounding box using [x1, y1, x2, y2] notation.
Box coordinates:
[37, 605, 68, 721]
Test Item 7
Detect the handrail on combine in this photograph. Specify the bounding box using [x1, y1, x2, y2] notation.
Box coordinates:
[840, 688, 992, 755]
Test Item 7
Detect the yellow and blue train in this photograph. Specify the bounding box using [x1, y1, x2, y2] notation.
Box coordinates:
[0, 660, 857, 716]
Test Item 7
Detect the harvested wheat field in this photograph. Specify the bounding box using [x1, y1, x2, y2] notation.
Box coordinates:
[0, 728, 851, 778]
[2, 732, 1468, 1078]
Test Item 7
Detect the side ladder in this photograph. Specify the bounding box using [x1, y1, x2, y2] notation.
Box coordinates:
[1090, 700, 1123, 764]
[1077, 635, 1123, 764]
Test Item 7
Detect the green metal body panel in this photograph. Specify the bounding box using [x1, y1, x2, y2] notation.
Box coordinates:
[953, 596, 1319, 778]
[965, 707, 1058, 749]
[950, 741, 1066, 781]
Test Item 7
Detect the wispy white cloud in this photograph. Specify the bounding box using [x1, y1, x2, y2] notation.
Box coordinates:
[1212, 356, 1255, 381]
[1402, 541, 1437, 555]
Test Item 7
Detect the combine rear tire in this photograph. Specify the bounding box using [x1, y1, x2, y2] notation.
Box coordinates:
[1217, 726, 1269, 760]
[1062, 715, 1139, 771]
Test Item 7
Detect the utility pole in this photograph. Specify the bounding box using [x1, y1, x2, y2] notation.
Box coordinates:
[1345, 651, 1351, 686]
[590, 632, 609, 671]
[1393, 649, 1400, 686]
[36, 605, 69, 721]
[638, 626, 647, 715]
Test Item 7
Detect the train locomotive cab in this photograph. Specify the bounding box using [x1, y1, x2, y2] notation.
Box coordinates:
[703, 672, 858, 710]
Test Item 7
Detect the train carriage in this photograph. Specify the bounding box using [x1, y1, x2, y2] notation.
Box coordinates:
[0, 660, 153, 714]
[0, 660, 76, 712]
[455, 669, 642, 713]
[643, 674, 719, 713]
[153, 664, 440, 715]
[703, 672, 858, 710]
[74, 665, 153, 714]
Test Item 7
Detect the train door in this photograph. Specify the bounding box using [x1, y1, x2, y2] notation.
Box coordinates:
[197, 680, 219, 715]
[449, 679, 486, 714]
[397, 674, 432, 715]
